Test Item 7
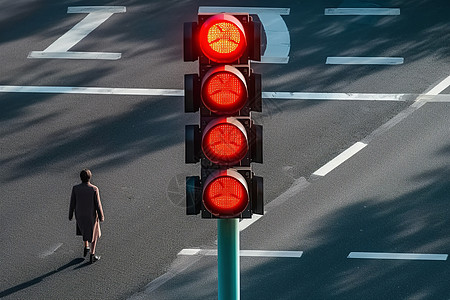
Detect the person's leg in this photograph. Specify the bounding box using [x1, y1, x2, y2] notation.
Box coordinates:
[83, 240, 90, 257]
[90, 237, 100, 263]
[90, 238, 97, 254]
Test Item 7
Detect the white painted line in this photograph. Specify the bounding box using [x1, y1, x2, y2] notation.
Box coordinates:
[39, 243, 63, 258]
[129, 248, 301, 298]
[326, 57, 404, 65]
[325, 8, 400, 16]
[425, 75, 450, 95]
[178, 249, 303, 258]
[28, 6, 125, 60]
[239, 214, 263, 231]
[28, 51, 121, 60]
[348, 252, 448, 261]
[240, 250, 303, 258]
[313, 142, 367, 176]
[40, 12, 114, 52]
[256, 12, 290, 64]
[0, 85, 409, 101]
[178, 248, 201, 256]
[0, 85, 184, 96]
[1, 85, 448, 103]
[67, 6, 126, 13]
[265, 177, 310, 209]
[199, 6, 290, 64]
[263, 91, 406, 101]
[427, 94, 450, 102]
[362, 75, 450, 143]
[256, 56, 289, 64]
[198, 7, 290, 15]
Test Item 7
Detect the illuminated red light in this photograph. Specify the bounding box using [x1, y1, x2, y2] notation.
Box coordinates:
[199, 13, 247, 63]
[203, 170, 249, 217]
[201, 65, 247, 114]
[202, 118, 248, 165]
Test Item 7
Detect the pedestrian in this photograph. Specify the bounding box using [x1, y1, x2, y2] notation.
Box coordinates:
[69, 169, 104, 263]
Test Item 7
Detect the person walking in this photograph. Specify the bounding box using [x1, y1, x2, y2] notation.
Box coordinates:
[69, 169, 104, 263]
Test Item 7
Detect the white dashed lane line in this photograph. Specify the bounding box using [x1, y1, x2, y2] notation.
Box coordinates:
[348, 252, 448, 261]
[324, 8, 400, 16]
[326, 57, 404, 65]
[178, 248, 303, 258]
[312, 142, 367, 177]
[324, 7, 403, 65]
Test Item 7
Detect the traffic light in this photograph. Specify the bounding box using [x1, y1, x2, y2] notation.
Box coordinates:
[184, 12, 263, 219]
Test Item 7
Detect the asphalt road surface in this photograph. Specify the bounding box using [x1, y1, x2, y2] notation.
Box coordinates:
[1, 0, 449, 299]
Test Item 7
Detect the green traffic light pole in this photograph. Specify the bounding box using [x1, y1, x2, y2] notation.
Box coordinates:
[217, 218, 240, 300]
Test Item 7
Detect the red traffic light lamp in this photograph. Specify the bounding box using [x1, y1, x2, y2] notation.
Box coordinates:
[201, 65, 248, 114]
[198, 14, 247, 63]
[202, 117, 248, 165]
[184, 12, 260, 63]
[203, 169, 249, 218]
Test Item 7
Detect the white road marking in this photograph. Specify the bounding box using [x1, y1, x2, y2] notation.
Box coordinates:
[0, 85, 410, 101]
[0, 85, 183, 96]
[348, 252, 448, 261]
[239, 214, 263, 231]
[28, 6, 125, 60]
[39, 243, 63, 258]
[67, 6, 126, 13]
[178, 248, 201, 255]
[199, 7, 290, 15]
[326, 57, 404, 65]
[313, 142, 367, 176]
[263, 91, 406, 101]
[2, 85, 450, 103]
[199, 6, 290, 64]
[325, 8, 401, 66]
[362, 74, 450, 144]
[426, 94, 450, 102]
[29, 52, 121, 60]
[2, 85, 450, 102]
[325, 8, 400, 16]
[425, 75, 450, 95]
[178, 248, 303, 258]
[265, 177, 310, 209]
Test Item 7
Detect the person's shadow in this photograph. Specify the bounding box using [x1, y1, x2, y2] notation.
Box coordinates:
[0, 257, 85, 298]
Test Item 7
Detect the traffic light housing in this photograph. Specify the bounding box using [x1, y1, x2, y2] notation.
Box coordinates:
[184, 12, 263, 219]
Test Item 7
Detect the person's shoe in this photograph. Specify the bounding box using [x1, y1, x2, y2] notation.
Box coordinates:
[90, 254, 101, 264]
[83, 247, 90, 257]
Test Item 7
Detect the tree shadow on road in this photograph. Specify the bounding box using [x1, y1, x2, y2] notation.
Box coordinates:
[1, 0, 448, 182]
[139, 142, 450, 299]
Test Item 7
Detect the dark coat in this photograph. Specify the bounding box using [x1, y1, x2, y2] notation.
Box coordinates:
[69, 182, 104, 242]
